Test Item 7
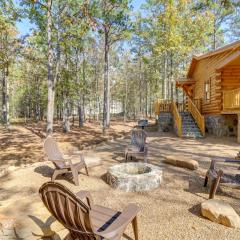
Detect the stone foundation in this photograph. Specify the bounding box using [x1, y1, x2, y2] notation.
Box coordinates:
[205, 115, 238, 137]
[158, 112, 173, 132]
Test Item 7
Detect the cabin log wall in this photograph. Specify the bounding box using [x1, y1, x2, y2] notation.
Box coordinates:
[192, 51, 234, 115]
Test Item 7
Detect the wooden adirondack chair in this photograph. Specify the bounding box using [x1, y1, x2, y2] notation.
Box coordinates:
[39, 182, 140, 240]
[204, 157, 240, 199]
[125, 129, 148, 163]
[43, 136, 88, 186]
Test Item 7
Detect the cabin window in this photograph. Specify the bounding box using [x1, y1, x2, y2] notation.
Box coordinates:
[204, 81, 210, 101]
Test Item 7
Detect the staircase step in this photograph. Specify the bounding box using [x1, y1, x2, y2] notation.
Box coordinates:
[180, 111, 203, 138]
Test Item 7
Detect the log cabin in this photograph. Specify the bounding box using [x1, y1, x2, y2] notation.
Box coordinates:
[156, 40, 240, 142]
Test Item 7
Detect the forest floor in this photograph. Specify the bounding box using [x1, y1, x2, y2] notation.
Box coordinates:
[1, 123, 240, 239]
[0, 120, 136, 169]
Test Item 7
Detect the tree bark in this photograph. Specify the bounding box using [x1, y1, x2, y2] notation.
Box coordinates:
[2, 63, 9, 127]
[63, 97, 70, 133]
[82, 51, 86, 122]
[124, 72, 128, 122]
[75, 48, 84, 128]
[163, 52, 167, 100]
[46, 0, 55, 135]
[145, 80, 148, 118]
[213, 19, 216, 50]
[78, 102, 84, 127]
[139, 57, 142, 117]
[103, 26, 110, 132]
[35, 75, 41, 122]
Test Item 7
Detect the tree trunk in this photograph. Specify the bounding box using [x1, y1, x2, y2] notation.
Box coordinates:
[63, 97, 70, 133]
[75, 48, 84, 128]
[163, 52, 167, 99]
[124, 74, 128, 122]
[78, 101, 84, 127]
[82, 51, 86, 123]
[46, 0, 55, 135]
[35, 76, 41, 122]
[2, 63, 9, 127]
[139, 58, 142, 118]
[213, 19, 216, 50]
[170, 52, 173, 101]
[145, 80, 148, 118]
[103, 26, 110, 132]
[94, 58, 100, 122]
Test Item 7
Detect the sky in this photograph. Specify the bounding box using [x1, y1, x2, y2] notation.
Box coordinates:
[16, 0, 146, 37]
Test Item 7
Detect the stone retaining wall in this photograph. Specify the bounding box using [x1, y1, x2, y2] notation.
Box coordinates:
[205, 114, 238, 137]
[158, 112, 173, 132]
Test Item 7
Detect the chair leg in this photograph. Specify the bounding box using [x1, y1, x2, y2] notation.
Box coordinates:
[204, 175, 208, 187]
[132, 216, 138, 240]
[125, 151, 128, 162]
[209, 170, 223, 199]
[85, 165, 89, 176]
[72, 170, 79, 186]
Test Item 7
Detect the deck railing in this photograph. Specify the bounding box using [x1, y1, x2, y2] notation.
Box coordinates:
[154, 99, 172, 115]
[187, 96, 205, 136]
[172, 101, 182, 137]
[223, 88, 240, 111]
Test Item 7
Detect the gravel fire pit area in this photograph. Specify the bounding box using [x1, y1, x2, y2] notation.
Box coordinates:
[105, 162, 162, 192]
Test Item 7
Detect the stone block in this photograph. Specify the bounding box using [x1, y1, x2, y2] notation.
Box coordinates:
[163, 155, 199, 170]
[201, 199, 240, 228]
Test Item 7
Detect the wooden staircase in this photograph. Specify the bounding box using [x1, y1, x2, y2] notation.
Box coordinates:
[180, 112, 203, 138]
[155, 97, 205, 138]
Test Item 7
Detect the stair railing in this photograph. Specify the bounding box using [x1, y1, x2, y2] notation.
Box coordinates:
[154, 99, 172, 116]
[187, 96, 205, 136]
[172, 101, 182, 137]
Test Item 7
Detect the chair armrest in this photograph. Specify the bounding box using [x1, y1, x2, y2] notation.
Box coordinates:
[64, 153, 84, 161]
[76, 190, 93, 207]
[72, 150, 83, 155]
[63, 155, 72, 160]
[210, 157, 240, 170]
[224, 158, 240, 163]
[91, 203, 140, 239]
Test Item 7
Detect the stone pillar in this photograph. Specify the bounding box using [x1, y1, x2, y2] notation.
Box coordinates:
[238, 114, 240, 143]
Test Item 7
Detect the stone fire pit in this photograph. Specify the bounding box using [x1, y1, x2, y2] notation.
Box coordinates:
[105, 162, 162, 192]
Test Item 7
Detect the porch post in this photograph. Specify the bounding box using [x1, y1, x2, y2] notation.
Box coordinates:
[238, 114, 240, 143]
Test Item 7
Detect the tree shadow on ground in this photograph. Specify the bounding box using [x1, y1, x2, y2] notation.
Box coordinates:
[28, 215, 61, 240]
[34, 165, 54, 178]
[184, 174, 209, 200]
[34, 165, 75, 185]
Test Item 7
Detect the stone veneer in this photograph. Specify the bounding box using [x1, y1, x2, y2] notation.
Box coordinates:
[205, 115, 238, 137]
[158, 112, 173, 132]
[105, 162, 162, 192]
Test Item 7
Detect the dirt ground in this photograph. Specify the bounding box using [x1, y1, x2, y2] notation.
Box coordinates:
[0, 121, 135, 169]
[1, 122, 240, 239]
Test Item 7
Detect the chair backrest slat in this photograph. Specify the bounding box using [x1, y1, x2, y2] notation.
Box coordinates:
[65, 197, 77, 228]
[43, 137, 64, 161]
[131, 129, 147, 150]
[39, 182, 96, 239]
[56, 193, 68, 224]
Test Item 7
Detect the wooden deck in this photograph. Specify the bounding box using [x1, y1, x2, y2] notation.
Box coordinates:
[222, 88, 240, 114]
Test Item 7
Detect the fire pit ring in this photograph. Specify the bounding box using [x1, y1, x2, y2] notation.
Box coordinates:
[105, 162, 162, 192]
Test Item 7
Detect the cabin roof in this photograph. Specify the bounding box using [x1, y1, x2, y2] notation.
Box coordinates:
[187, 40, 240, 78]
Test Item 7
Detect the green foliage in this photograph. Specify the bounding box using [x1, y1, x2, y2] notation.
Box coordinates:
[1, 0, 240, 123]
